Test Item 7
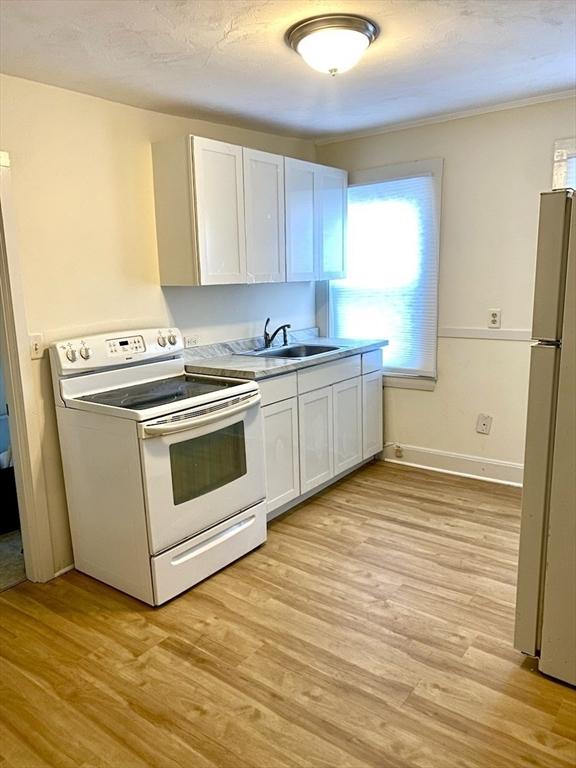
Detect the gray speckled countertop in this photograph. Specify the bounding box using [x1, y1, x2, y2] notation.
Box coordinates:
[183, 330, 388, 380]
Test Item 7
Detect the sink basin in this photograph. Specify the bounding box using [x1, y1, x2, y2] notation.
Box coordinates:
[250, 344, 340, 359]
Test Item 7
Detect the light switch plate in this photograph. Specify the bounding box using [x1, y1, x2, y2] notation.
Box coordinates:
[30, 333, 44, 359]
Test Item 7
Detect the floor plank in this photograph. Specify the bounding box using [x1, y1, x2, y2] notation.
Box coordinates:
[0, 463, 574, 767]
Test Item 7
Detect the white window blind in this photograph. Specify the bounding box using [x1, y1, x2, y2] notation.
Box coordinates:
[330, 159, 442, 378]
[553, 137, 576, 189]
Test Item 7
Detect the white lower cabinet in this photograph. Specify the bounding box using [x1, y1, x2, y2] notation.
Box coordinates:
[262, 397, 300, 513]
[298, 386, 334, 494]
[261, 358, 383, 514]
[362, 370, 384, 458]
[333, 377, 363, 475]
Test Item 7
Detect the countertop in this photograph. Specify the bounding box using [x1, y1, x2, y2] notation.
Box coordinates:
[184, 336, 388, 380]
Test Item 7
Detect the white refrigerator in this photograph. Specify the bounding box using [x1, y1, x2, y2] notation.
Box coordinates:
[514, 189, 576, 686]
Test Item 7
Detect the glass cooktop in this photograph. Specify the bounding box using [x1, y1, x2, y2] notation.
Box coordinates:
[79, 375, 240, 411]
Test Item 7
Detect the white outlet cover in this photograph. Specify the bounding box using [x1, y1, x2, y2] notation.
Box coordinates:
[488, 308, 501, 329]
[476, 413, 493, 435]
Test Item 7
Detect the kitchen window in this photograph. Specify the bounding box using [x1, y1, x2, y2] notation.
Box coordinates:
[330, 159, 443, 387]
[552, 137, 576, 189]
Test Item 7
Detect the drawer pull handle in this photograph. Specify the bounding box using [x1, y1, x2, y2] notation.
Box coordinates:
[170, 516, 256, 566]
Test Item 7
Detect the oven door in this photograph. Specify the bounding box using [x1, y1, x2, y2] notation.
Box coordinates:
[138, 391, 265, 554]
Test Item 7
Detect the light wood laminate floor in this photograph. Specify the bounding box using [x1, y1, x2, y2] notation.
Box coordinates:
[0, 463, 574, 768]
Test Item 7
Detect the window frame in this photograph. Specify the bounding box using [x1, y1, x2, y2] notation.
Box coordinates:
[328, 158, 443, 389]
[552, 137, 576, 190]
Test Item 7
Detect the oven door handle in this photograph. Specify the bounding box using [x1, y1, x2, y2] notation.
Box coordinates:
[140, 393, 261, 438]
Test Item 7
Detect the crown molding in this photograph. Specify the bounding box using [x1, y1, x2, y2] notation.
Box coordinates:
[314, 89, 576, 146]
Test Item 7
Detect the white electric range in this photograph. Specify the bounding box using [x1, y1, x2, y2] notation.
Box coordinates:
[50, 327, 266, 605]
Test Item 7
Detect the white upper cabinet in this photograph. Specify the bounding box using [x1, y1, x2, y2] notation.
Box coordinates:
[285, 158, 316, 282]
[152, 134, 347, 286]
[243, 149, 285, 283]
[193, 137, 247, 285]
[315, 165, 348, 280]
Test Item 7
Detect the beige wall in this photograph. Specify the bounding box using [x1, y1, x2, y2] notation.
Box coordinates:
[0, 74, 316, 572]
[317, 98, 576, 479]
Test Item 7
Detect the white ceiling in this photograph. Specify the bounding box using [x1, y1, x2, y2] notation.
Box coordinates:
[0, 0, 574, 139]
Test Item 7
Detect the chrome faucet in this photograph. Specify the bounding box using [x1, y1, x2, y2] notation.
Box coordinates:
[264, 318, 291, 348]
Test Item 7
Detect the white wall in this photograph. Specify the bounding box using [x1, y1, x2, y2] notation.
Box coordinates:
[317, 98, 576, 483]
[0, 74, 316, 572]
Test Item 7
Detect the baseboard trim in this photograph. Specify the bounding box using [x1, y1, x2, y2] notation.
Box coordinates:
[382, 444, 523, 486]
[267, 458, 375, 522]
[54, 564, 74, 578]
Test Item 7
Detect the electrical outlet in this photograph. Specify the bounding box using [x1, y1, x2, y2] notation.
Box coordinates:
[488, 308, 501, 329]
[183, 335, 199, 348]
[30, 333, 44, 359]
[476, 413, 493, 435]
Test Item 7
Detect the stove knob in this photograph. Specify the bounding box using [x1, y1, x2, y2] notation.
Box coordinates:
[66, 348, 77, 363]
[80, 346, 92, 360]
[157, 335, 167, 347]
[168, 334, 177, 346]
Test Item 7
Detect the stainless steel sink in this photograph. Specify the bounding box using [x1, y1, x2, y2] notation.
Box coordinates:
[242, 344, 340, 359]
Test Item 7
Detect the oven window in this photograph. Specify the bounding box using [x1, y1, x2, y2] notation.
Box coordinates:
[169, 422, 247, 505]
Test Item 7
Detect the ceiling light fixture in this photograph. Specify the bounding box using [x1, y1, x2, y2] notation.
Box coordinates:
[286, 14, 379, 76]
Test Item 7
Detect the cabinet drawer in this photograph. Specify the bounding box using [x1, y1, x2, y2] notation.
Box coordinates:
[259, 373, 297, 406]
[298, 355, 361, 394]
[362, 349, 383, 374]
[151, 502, 267, 605]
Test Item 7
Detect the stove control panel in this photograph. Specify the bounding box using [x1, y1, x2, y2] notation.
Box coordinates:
[50, 327, 184, 374]
[107, 334, 146, 357]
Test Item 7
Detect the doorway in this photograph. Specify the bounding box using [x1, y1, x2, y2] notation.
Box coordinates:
[0, 151, 56, 586]
[0, 351, 25, 590]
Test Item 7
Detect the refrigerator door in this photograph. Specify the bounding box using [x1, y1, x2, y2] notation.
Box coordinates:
[514, 342, 560, 656]
[531, 191, 572, 342]
[539, 197, 576, 686]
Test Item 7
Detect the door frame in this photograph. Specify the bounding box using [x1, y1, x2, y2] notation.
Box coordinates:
[0, 151, 55, 581]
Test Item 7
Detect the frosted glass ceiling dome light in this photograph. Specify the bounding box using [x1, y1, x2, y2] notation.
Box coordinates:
[286, 14, 379, 76]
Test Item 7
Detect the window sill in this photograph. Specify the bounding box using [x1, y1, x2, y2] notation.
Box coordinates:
[383, 375, 437, 391]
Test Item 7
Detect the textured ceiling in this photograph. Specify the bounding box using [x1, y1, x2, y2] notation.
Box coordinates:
[0, 0, 574, 138]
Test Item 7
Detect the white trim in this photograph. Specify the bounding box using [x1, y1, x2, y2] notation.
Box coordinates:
[348, 157, 444, 186]
[439, 327, 532, 342]
[54, 565, 74, 578]
[381, 443, 523, 486]
[0, 158, 56, 581]
[383, 375, 436, 391]
[267, 457, 374, 522]
[315, 90, 576, 145]
[315, 280, 330, 336]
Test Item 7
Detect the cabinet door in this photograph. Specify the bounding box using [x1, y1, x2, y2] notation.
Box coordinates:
[285, 158, 316, 281]
[333, 377, 363, 475]
[362, 371, 383, 458]
[244, 148, 285, 283]
[315, 165, 347, 280]
[299, 386, 334, 494]
[193, 137, 246, 284]
[262, 397, 300, 513]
